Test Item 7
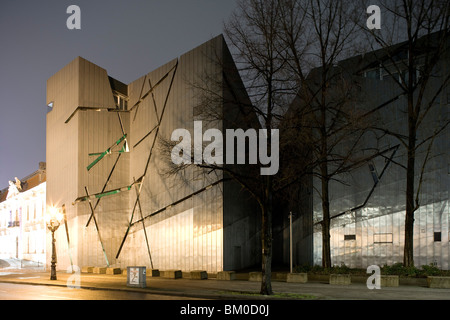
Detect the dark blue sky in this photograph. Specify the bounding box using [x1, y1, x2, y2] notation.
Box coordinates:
[0, 0, 237, 186]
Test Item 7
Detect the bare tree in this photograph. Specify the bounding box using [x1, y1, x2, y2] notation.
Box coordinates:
[158, 0, 288, 296]
[160, 0, 388, 293]
[221, 0, 367, 289]
[278, 0, 367, 268]
[225, 0, 290, 295]
[362, 0, 450, 267]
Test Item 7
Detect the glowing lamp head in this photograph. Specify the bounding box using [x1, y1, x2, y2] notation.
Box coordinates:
[46, 206, 64, 231]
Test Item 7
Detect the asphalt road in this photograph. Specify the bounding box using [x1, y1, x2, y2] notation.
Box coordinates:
[0, 282, 205, 300]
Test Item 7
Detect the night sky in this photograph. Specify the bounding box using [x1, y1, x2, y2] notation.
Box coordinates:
[0, 0, 237, 186]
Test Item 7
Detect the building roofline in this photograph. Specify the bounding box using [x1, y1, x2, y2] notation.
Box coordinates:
[0, 162, 46, 203]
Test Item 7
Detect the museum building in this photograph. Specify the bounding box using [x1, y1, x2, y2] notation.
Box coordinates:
[45, 35, 266, 273]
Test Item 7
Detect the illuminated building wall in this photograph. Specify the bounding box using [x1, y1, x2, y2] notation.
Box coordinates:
[311, 38, 449, 269]
[0, 163, 47, 264]
[46, 36, 260, 273]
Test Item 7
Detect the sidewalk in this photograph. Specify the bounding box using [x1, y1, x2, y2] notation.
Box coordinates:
[0, 269, 449, 300]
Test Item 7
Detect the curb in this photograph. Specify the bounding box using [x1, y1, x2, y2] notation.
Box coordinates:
[0, 276, 287, 300]
[0, 278, 221, 300]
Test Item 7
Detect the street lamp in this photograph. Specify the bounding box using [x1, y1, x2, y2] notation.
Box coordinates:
[46, 206, 64, 280]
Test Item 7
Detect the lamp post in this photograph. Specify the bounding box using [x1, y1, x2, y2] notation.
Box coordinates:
[46, 206, 63, 280]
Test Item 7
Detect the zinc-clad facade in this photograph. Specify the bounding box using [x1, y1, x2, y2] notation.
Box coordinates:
[46, 35, 261, 273]
[311, 39, 450, 269]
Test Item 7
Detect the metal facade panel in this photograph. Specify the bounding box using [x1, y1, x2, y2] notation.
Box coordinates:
[78, 57, 116, 110]
[46, 37, 254, 273]
[312, 70, 449, 268]
[121, 37, 227, 272]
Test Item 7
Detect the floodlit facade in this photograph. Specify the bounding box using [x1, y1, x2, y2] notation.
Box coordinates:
[0, 163, 47, 264]
[311, 36, 450, 269]
[45, 33, 448, 274]
[46, 36, 261, 273]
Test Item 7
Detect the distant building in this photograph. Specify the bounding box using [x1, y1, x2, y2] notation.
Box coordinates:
[301, 33, 450, 269]
[0, 163, 47, 264]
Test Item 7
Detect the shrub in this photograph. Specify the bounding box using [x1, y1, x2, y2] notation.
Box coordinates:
[381, 262, 405, 275]
[331, 264, 351, 274]
[294, 262, 449, 277]
[293, 264, 312, 273]
[381, 262, 446, 277]
[420, 264, 441, 276]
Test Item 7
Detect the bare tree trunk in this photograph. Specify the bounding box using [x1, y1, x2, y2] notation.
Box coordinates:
[320, 89, 332, 268]
[404, 103, 417, 267]
[260, 177, 273, 295]
[320, 172, 332, 269]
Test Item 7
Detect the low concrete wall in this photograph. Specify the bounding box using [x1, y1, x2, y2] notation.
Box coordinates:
[160, 270, 182, 279]
[427, 276, 450, 289]
[217, 271, 236, 281]
[82, 266, 94, 273]
[273, 272, 288, 282]
[149, 269, 160, 277]
[80, 267, 446, 290]
[381, 275, 399, 287]
[106, 268, 121, 275]
[329, 274, 351, 285]
[248, 272, 262, 282]
[93, 267, 107, 274]
[286, 273, 308, 283]
[190, 270, 208, 280]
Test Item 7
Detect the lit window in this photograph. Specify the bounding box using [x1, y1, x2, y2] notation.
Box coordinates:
[114, 93, 128, 111]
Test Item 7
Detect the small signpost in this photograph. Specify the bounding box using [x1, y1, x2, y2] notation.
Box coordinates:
[127, 266, 147, 288]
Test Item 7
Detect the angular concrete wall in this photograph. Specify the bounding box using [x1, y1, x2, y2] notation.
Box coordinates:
[311, 48, 450, 269]
[46, 57, 82, 270]
[46, 36, 261, 273]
